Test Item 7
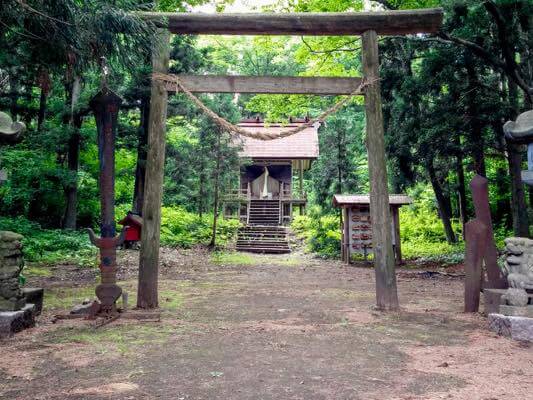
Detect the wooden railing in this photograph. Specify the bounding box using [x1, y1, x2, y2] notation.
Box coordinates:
[222, 187, 249, 201]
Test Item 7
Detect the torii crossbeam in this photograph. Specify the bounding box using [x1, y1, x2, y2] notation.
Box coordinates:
[138, 8, 444, 311]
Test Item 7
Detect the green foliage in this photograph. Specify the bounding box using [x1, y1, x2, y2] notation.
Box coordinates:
[292, 209, 341, 258]
[0, 216, 97, 267]
[159, 206, 240, 247]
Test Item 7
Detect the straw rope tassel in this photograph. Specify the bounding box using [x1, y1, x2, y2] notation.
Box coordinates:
[152, 73, 371, 141]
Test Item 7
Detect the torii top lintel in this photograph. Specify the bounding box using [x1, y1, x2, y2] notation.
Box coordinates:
[139, 8, 443, 36]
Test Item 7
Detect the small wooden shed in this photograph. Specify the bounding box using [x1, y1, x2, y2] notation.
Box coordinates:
[333, 194, 412, 264]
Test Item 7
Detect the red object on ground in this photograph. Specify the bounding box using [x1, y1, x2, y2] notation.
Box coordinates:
[118, 213, 143, 242]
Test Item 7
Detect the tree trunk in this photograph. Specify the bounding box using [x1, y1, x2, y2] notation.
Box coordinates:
[507, 141, 529, 236]
[132, 96, 150, 215]
[137, 29, 170, 309]
[362, 30, 399, 311]
[507, 80, 529, 237]
[63, 76, 81, 230]
[209, 132, 222, 247]
[428, 161, 456, 244]
[456, 148, 468, 239]
[465, 55, 486, 176]
[37, 88, 47, 132]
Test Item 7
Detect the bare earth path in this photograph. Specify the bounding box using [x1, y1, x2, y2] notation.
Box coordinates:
[0, 248, 532, 399]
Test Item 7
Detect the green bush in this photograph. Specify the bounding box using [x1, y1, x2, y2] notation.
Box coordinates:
[0, 207, 240, 267]
[160, 206, 240, 247]
[292, 210, 341, 259]
[0, 216, 97, 267]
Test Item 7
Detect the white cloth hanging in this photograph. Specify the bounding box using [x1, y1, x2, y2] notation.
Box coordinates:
[262, 166, 269, 198]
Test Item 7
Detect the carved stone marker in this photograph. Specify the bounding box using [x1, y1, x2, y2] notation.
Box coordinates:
[0, 231, 26, 311]
[0, 231, 43, 338]
[487, 237, 533, 341]
[0, 112, 25, 145]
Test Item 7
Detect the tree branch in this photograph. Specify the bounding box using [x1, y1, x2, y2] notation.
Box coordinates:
[300, 37, 361, 54]
[483, 0, 533, 101]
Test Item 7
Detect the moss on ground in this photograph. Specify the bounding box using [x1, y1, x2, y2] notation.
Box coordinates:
[22, 264, 53, 277]
[44, 323, 177, 355]
[211, 251, 302, 267]
[44, 286, 97, 310]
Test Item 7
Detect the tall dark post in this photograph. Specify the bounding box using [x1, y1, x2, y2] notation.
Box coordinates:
[88, 88, 126, 317]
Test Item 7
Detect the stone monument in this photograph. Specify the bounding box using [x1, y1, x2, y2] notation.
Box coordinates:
[0, 231, 43, 338]
[504, 109, 533, 186]
[487, 110, 533, 341]
[0, 112, 25, 145]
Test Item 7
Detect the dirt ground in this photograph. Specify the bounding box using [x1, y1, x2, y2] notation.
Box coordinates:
[0, 247, 532, 400]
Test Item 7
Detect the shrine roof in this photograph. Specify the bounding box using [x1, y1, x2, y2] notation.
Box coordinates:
[234, 119, 320, 160]
[333, 194, 412, 207]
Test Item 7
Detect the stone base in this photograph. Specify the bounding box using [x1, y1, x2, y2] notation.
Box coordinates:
[22, 287, 43, 315]
[0, 297, 26, 311]
[499, 305, 533, 318]
[488, 313, 533, 342]
[484, 288, 533, 315]
[0, 303, 36, 339]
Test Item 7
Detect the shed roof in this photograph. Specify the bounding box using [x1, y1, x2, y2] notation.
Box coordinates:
[333, 194, 412, 207]
[234, 120, 320, 160]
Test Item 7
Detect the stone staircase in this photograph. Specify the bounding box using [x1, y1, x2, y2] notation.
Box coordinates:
[236, 200, 290, 253]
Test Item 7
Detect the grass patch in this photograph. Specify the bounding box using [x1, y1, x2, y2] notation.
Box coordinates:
[22, 263, 53, 277]
[211, 251, 258, 266]
[44, 286, 97, 310]
[44, 324, 176, 355]
[211, 251, 302, 267]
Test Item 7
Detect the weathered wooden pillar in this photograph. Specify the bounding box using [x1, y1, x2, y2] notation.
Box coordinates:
[392, 206, 402, 264]
[362, 30, 399, 311]
[137, 29, 170, 309]
[464, 219, 488, 312]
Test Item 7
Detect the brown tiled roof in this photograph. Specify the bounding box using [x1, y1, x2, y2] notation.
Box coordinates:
[333, 194, 412, 207]
[234, 121, 320, 159]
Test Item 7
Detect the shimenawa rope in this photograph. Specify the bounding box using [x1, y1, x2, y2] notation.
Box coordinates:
[152, 72, 370, 141]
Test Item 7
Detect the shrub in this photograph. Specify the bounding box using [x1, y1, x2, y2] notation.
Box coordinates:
[292, 211, 341, 259]
[159, 206, 240, 247]
[0, 216, 97, 267]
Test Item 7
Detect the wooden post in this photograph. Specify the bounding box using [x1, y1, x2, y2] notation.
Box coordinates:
[470, 175, 507, 288]
[137, 29, 170, 309]
[392, 206, 402, 264]
[298, 159, 304, 198]
[362, 31, 399, 311]
[464, 219, 488, 312]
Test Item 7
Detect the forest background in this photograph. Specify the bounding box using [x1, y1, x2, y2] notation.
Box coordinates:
[0, 0, 531, 266]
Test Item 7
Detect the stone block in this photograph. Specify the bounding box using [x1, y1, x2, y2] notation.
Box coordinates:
[488, 313, 533, 342]
[22, 288, 43, 315]
[484, 288, 506, 315]
[0, 297, 26, 311]
[503, 288, 529, 306]
[0, 264, 23, 280]
[0, 303, 36, 338]
[499, 305, 533, 318]
[0, 231, 23, 242]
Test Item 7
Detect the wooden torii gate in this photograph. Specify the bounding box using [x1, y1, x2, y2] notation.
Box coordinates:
[138, 9, 444, 311]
